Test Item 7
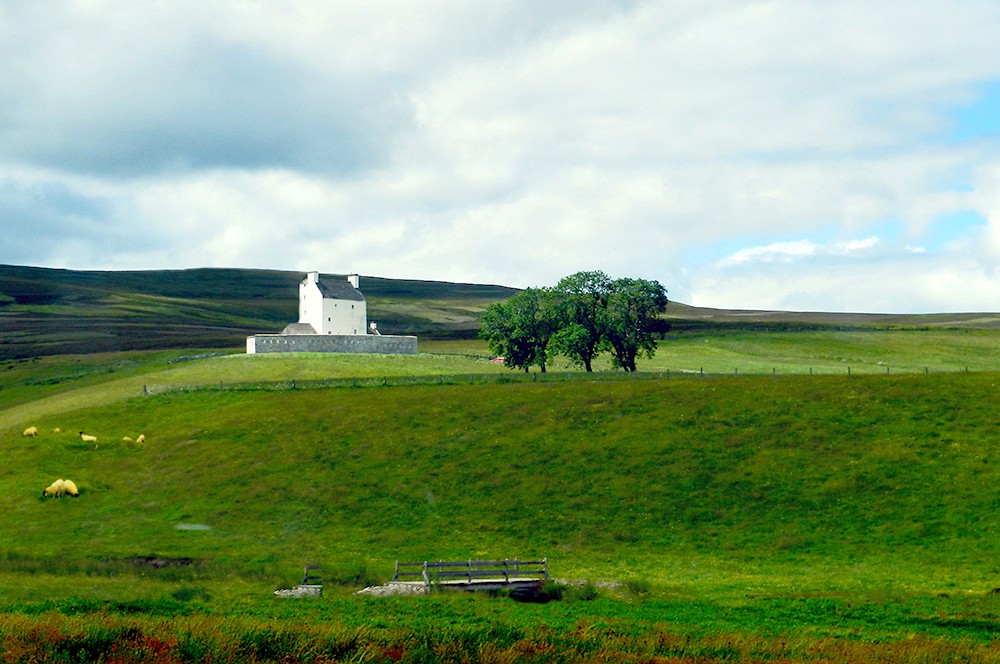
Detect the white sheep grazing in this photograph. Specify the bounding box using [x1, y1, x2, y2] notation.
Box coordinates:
[53, 427, 63, 434]
[122, 436, 133, 442]
[62, 479, 80, 497]
[136, 434, 145, 445]
[22, 426, 38, 437]
[42, 479, 66, 499]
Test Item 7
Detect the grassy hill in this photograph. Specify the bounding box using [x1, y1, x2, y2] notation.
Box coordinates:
[0, 264, 518, 359]
[663, 301, 1000, 331]
[5, 263, 999, 362]
[1, 347, 999, 661]
[3, 357, 999, 600]
[2, 266, 1000, 660]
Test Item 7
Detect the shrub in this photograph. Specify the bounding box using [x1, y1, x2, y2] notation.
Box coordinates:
[170, 586, 211, 603]
[566, 581, 600, 602]
[511, 581, 568, 603]
[622, 578, 651, 597]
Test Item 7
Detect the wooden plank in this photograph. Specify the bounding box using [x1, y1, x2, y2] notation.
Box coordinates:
[392, 558, 548, 585]
[432, 569, 545, 579]
[413, 559, 547, 569]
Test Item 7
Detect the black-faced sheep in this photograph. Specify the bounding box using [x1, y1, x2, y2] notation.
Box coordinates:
[79, 431, 98, 447]
[22, 426, 38, 437]
[42, 479, 66, 498]
[136, 434, 145, 445]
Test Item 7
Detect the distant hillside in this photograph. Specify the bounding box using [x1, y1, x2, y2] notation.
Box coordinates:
[3, 264, 998, 360]
[0, 265, 517, 359]
[663, 302, 1000, 331]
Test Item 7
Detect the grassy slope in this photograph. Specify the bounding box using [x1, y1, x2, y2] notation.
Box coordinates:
[2, 264, 1000, 651]
[4, 326, 1000, 430]
[2, 363, 999, 603]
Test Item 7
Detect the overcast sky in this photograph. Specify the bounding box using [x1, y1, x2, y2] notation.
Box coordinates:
[2, 1, 999, 313]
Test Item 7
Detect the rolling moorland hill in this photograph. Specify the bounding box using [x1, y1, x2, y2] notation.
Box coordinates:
[0, 264, 518, 359]
[4, 263, 1000, 361]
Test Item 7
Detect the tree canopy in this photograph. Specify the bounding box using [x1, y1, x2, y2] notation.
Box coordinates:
[480, 271, 668, 372]
[601, 277, 669, 372]
[479, 287, 561, 372]
[550, 271, 612, 372]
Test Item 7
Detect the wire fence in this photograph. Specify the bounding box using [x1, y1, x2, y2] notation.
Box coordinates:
[140, 363, 981, 397]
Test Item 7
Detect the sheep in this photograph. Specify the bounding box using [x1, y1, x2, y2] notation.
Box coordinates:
[136, 434, 145, 445]
[53, 427, 63, 434]
[22, 426, 38, 438]
[79, 431, 98, 444]
[42, 479, 66, 499]
[122, 436, 133, 442]
[62, 479, 80, 497]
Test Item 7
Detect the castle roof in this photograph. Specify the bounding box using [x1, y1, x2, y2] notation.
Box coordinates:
[311, 276, 365, 302]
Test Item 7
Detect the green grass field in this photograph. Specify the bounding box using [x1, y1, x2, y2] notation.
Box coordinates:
[5, 366, 999, 590]
[2, 265, 1000, 661]
[2, 342, 1000, 660]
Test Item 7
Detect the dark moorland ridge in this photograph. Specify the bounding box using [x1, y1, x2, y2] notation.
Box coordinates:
[0, 264, 518, 359]
[1, 263, 998, 359]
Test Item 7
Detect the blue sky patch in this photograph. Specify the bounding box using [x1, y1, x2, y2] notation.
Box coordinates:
[692, 214, 985, 269]
[922, 211, 987, 251]
[950, 80, 1000, 140]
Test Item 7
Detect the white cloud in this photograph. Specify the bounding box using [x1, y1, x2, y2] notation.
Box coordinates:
[693, 221, 1000, 313]
[693, 249, 1000, 313]
[723, 240, 822, 265]
[1, 1, 1000, 312]
[722, 236, 883, 266]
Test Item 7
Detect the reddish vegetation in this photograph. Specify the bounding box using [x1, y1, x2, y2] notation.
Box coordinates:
[2, 612, 999, 663]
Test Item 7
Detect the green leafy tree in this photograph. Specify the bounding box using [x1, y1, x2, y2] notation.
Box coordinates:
[479, 287, 561, 372]
[551, 270, 612, 372]
[600, 277, 669, 372]
[480, 273, 668, 373]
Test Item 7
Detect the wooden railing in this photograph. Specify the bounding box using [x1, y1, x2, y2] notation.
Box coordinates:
[392, 558, 548, 588]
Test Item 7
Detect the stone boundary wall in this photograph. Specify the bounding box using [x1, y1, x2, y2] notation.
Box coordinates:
[247, 334, 417, 355]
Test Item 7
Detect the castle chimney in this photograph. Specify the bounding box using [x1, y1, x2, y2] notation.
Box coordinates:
[307, 271, 319, 284]
[347, 274, 359, 289]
